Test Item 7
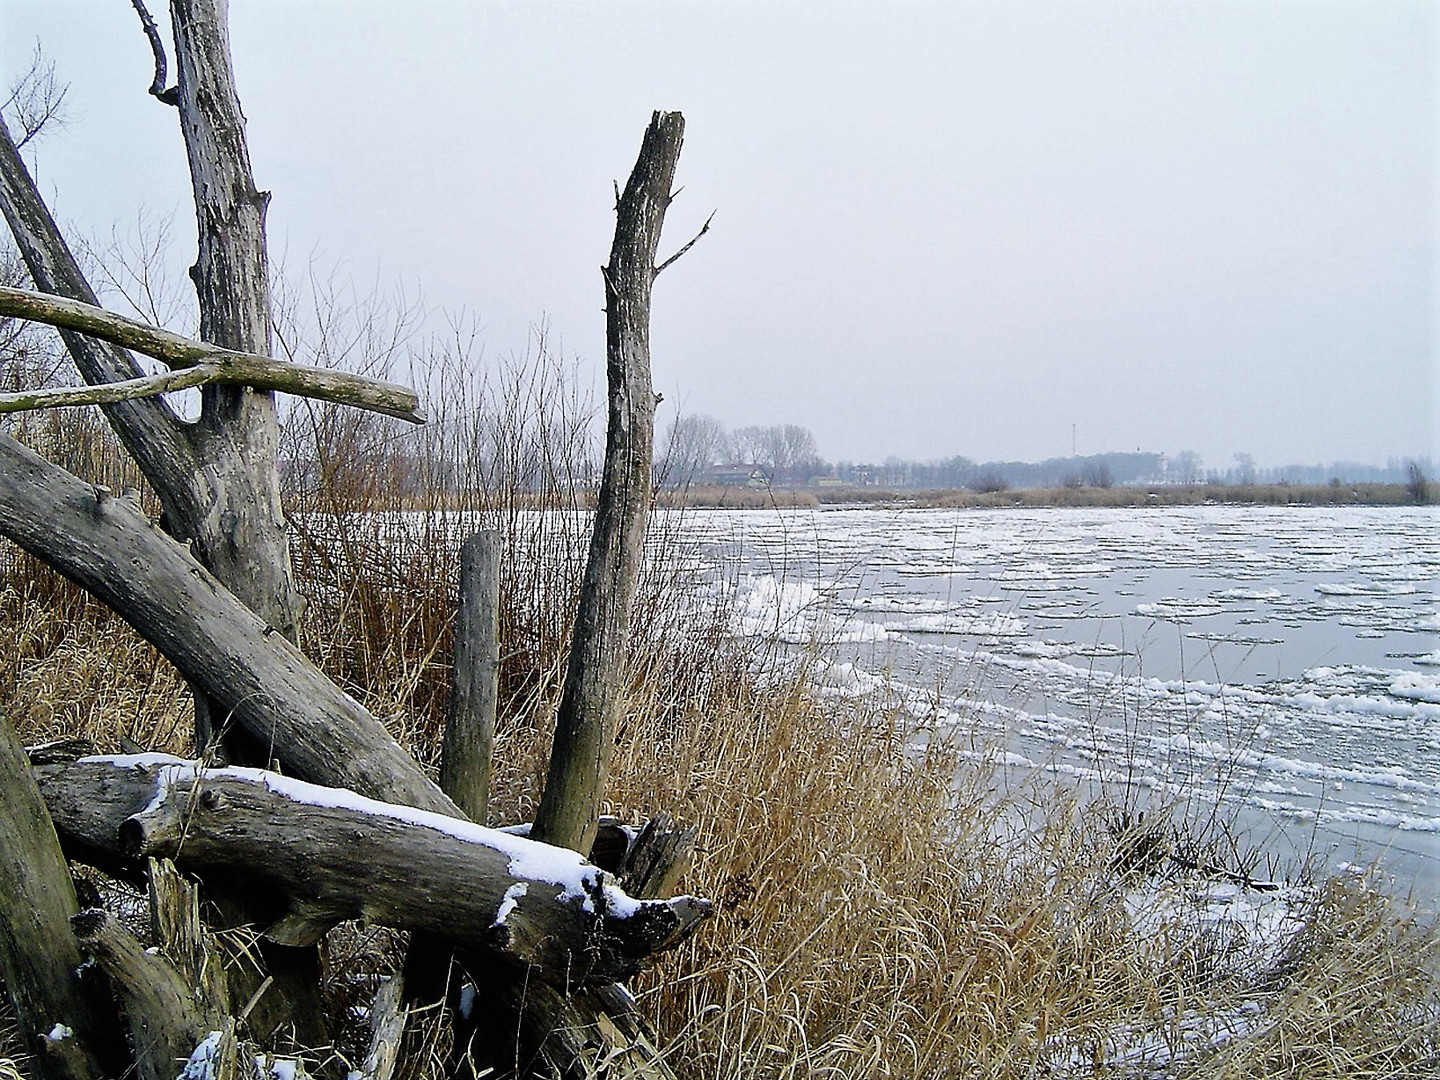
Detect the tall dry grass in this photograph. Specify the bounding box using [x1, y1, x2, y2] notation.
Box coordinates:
[2, 307, 1437, 1078]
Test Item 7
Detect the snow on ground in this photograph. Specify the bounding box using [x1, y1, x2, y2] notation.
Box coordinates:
[1046, 872, 1311, 1076]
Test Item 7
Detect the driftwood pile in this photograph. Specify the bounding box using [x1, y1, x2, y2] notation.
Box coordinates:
[0, 3, 710, 1075]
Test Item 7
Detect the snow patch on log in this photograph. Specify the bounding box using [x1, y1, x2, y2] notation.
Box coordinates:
[495, 883, 528, 927]
[98, 754, 608, 902]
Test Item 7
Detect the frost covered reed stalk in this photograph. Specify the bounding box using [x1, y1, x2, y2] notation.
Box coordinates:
[1, 323, 1437, 1078]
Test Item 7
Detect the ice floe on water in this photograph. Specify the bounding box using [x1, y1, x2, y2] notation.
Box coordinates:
[1315, 581, 1419, 596]
[886, 611, 1027, 637]
[672, 504, 1440, 895]
[1390, 672, 1440, 704]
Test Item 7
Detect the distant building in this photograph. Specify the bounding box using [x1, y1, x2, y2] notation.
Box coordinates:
[705, 464, 770, 488]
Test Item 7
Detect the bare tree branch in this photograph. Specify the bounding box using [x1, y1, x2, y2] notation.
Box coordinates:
[0, 365, 213, 413]
[2, 44, 70, 149]
[0, 286, 426, 422]
[654, 210, 715, 277]
[129, 0, 179, 105]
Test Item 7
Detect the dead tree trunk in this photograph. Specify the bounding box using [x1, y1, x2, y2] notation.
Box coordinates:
[168, 0, 302, 654]
[532, 111, 686, 853]
[0, 430, 461, 817]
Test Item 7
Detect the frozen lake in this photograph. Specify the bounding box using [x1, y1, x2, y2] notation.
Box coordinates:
[671, 504, 1439, 897]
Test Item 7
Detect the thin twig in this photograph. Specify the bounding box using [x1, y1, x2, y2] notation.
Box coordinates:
[654, 210, 715, 277]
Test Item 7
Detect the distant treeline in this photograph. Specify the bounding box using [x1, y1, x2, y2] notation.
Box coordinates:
[661, 414, 1432, 493]
[825, 453, 1436, 491]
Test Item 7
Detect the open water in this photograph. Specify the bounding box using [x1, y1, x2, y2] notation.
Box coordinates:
[671, 504, 1439, 897]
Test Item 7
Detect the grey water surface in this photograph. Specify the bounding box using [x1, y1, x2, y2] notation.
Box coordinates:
[676, 504, 1439, 898]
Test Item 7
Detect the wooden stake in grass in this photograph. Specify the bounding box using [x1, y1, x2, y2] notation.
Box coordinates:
[532, 110, 700, 853]
[440, 530, 501, 824]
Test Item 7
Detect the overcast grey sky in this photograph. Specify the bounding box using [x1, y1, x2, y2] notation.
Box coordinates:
[3, 1, 1436, 469]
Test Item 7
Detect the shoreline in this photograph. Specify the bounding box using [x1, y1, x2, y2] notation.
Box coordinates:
[659, 481, 1434, 510]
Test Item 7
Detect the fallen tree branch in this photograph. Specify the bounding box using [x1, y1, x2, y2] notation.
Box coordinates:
[0, 431, 458, 816]
[36, 756, 711, 985]
[0, 286, 425, 423]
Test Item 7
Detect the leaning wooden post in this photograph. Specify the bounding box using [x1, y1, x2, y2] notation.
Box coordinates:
[531, 111, 687, 852]
[441, 530, 501, 824]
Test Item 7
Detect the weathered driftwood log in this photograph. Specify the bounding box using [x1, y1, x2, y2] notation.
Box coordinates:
[34, 755, 710, 985]
[527, 818, 698, 1080]
[0, 715, 124, 1080]
[68, 907, 225, 1080]
[0, 430, 461, 818]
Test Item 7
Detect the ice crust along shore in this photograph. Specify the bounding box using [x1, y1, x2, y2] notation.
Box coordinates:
[670, 504, 1439, 895]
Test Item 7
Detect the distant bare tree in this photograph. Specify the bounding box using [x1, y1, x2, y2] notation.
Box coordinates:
[725, 422, 819, 483]
[772, 423, 819, 481]
[1172, 450, 1203, 485]
[1082, 460, 1113, 489]
[660, 411, 727, 487]
[729, 423, 768, 466]
[1406, 460, 1430, 504]
[1233, 452, 1257, 485]
[970, 471, 1008, 494]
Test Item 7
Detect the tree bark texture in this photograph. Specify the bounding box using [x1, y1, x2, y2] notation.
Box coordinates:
[441, 530, 502, 824]
[34, 756, 710, 985]
[68, 907, 225, 1080]
[532, 111, 684, 853]
[0, 714, 123, 1080]
[0, 431, 461, 817]
[168, 0, 303, 646]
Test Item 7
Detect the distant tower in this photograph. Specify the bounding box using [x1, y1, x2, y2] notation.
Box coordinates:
[1072, 423, 1077, 457]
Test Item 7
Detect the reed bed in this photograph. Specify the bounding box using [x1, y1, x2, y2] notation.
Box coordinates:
[2, 332, 1436, 1079]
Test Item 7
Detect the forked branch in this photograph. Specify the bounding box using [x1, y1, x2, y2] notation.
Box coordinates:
[0, 286, 425, 422]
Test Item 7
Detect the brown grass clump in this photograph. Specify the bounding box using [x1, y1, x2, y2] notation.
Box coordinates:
[1188, 879, 1440, 1079]
[0, 555, 192, 755]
